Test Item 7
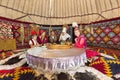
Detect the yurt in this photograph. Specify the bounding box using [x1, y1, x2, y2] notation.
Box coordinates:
[0, 0, 120, 80]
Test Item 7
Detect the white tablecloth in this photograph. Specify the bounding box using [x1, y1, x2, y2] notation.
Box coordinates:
[26, 47, 87, 72]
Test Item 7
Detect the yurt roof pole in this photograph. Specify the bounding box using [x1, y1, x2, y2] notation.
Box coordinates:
[49, 0, 54, 35]
[49, 0, 52, 25]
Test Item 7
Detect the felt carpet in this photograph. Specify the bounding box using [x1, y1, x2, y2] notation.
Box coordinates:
[89, 57, 120, 77]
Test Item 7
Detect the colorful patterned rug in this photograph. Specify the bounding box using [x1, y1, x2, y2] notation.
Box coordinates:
[0, 50, 14, 60]
[0, 50, 36, 80]
[34, 72, 100, 80]
[89, 57, 120, 77]
[88, 46, 120, 60]
[0, 67, 36, 80]
[0, 48, 119, 80]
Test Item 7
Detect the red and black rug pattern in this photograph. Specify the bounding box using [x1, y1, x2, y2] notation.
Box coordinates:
[88, 46, 120, 59]
[0, 67, 36, 80]
[0, 51, 14, 60]
[89, 57, 120, 77]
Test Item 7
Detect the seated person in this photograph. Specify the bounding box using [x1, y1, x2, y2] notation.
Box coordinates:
[59, 27, 71, 43]
[49, 31, 58, 44]
[29, 34, 39, 48]
[37, 29, 48, 46]
[74, 28, 99, 58]
[74, 28, 86, 48]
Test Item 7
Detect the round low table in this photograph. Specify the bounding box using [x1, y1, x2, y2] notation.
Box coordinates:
[26, 47, 87, 73]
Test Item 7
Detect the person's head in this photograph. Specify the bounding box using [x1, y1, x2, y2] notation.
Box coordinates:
[39, 29, 46, 37]
[42, 31, 46, 35]
[51, 31, 55, 35]
[62, 27, 67, 33]
[30, 30, 37, 36]
[72, 22, 78, 28]
[74, 28, 80, 37]
[31, 35, 37, 40]
[61, 32, 65, 36]
[39, 29, 44, 34]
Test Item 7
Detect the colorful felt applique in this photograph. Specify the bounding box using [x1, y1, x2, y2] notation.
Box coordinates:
[89, 57, 120, 77]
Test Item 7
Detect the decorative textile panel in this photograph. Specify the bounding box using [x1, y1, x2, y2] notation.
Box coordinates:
[12, 25, 30, 49]
[0, 39, 16, 51]
[0, 18, 30, 49]
[83, 23, 120, 49]
[0, 22, 13, 39]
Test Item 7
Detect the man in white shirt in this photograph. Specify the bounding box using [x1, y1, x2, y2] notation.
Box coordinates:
[59, 27, 71, 42]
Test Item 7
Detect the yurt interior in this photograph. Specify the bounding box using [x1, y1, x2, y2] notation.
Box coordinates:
[0, 0, 120, 80]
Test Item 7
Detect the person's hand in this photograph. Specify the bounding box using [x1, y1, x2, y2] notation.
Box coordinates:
[61, 37, 63, 41]
[75, 38, 77, 42]
[72, 44, 75, 46]
[37, 44, 42, 47]
[39, 44, 42, 47]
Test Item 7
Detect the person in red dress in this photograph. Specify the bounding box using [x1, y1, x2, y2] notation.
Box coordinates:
[37, 30, 48, 46]
[74, 28, 86, 48]
[74, 28, 99, 58]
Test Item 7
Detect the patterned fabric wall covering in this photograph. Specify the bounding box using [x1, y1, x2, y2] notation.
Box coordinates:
[84, 23, 120, 49]
[0, 17, 120, 49]
[0, 22, 13, 39]
[0, 20, 30, 49]
[12, 25, 30, 49]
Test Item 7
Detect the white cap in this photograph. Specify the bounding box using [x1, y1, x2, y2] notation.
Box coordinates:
[62, 27, 67, 33]
[72, 22, 78, 28]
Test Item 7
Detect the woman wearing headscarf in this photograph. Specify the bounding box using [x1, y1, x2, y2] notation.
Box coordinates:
[37, 29, 48, 46]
